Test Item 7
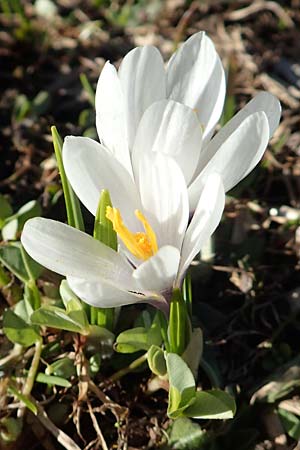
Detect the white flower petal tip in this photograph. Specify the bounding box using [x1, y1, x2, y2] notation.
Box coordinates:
[95, 62, 132, 174]
[188, 111, 270, 210]
[118, 45, 166, 150]
[245, 91, 281, 138]
[166, 31, 226, 139]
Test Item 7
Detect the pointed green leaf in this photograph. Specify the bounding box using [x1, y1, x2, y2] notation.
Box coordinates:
[59, 279, 83, 312]
[7, 385, 37, 414]
[94, 189, 117, 250]
[46, 357, 76, 379]
[36, 373, 71, 388]
[51, 126, 84, 231]
[184, 389, 236, 420]
[31, 305, 89, 334]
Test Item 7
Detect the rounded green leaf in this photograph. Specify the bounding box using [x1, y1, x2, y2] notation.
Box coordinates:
[184, 389, 236, 420]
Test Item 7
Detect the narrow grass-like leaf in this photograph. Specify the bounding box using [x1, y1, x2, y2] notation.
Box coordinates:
[93, 189, 117, 250]
[169, 289, 188, 355]
[7, 385, 37, 414]
[51, 126, 84, 231]
[80, 73, 95, 107]
[92, 189, 117, 330]
[36, 373, 72, 388]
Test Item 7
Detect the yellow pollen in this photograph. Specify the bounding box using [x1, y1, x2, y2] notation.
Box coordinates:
[106, 207, 158, 261]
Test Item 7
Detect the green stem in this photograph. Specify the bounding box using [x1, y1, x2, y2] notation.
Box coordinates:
[109, 353, 148, 383]
[23, 339, 43, 397]
[18, 339, 43, 417]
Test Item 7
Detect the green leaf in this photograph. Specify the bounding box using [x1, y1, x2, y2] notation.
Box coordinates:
[51, 126, 84, 231]
[7, 384, 37, 414]
[169, 417, 207, 450]
[147, 345, 167, 377]
[0, 194, 13, 226]
[278, 408, 300, 440]
[59, 279, 83, 312]
[91, 189, 117, 330]
[115, 315, 162, 353]
[0, 242, 43, 283]
[184, 389, 236, 420]
[169, 288, 190, 355]
[93, 189, 117, 250]
[36, 373, 71, 388]
[46, 357, 76, 379]
[115, 327, 151, 353]
[166, 353, 196, 419]
[3, 309, 40, 347]
[31, 305, 89, 334]
[0, 417, 22, 443]
[182, 328, 203, 379]
[2, 200, 41, 240]
[80, 73, 95, 107]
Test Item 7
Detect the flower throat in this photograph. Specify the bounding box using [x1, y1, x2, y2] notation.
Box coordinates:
[106, 207, 158, 261]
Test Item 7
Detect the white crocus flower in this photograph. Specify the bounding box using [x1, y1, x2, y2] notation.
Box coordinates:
[21, 152, 225, 314]
[95, 32, 281, 210]
[96, 31, 225, 173]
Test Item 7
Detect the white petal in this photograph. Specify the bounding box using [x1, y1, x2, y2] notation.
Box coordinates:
[166, 32, 226, 139]
[197, 92, 281, 176]
[63, 136, 141, 230]
[133, 245, 180, 294]
[132, 99, 202, 184]
[188, 111, 270, 211]
[118, 46, 166, 150]
[178, 174, 225, 282]
[21, 218, 136, 291]
[95, 62, 132, 174]
[67, 276, 144, 308]
[138, 153, 189, 250]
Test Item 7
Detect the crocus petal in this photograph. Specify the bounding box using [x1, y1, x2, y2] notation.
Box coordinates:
[21, 218, 137, 291]
[132, 99, 202, 184]
[95, 62, 132, 174]
[133, 245, 180, 294]
[67, 276, 144, 308]
[177, 174, 225, 283]
[166, 31, 225, 140]
[118, 45, 166, 150]
[138, 153, 189, 251]
[188, 111, 270, 211]
[63, 136, 141, 230]
[196, 92, 281, 178]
